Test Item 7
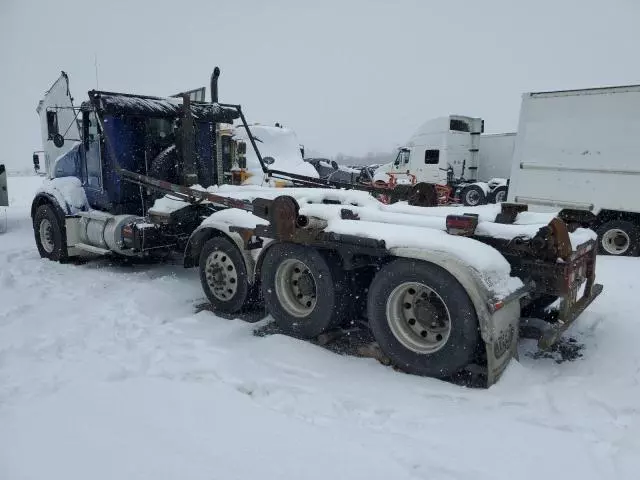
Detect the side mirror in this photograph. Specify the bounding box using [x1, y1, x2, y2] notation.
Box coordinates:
[53, 134, 65, 148]
[263, 156, 275, 166]
[237, 141, 247, 155]
[32, 153, 40, 171]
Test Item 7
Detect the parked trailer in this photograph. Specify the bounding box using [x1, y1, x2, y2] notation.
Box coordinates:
[507, 85, 640, 256]
[0, 164, 7, 207]
[30, 68, 603, 386]
[0, 164, 7, 233]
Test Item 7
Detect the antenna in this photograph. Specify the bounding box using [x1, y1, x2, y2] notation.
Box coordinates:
[94, 53, 99, 89]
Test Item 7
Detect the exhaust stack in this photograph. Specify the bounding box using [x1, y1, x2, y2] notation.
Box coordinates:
[211, 67, 220, 103]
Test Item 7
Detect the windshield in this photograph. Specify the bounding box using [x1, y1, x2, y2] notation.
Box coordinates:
[394, 149, 410, 166]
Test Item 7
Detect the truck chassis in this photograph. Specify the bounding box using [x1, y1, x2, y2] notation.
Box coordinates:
[29, 69, 603, 387]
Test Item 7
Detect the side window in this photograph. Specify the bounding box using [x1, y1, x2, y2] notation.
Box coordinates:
[46, 111, 59, 139]
[449, 119, 469, 132]
[424, 149, 440, 165]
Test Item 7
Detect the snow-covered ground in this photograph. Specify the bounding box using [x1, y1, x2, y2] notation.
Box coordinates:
[1, 175, 639, 480]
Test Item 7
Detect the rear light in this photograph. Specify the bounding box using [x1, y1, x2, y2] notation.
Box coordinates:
[446, 214, 478, 236]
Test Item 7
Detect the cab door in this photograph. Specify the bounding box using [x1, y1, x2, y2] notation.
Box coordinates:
[80, 110, 109, 210]
[415, 147, 443, 184]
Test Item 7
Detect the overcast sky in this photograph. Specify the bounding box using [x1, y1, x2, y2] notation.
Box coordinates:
[1, 0, 639, 169]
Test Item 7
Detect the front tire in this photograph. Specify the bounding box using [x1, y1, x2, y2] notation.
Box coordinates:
[260, 243, 349, 338]
[34, 204, 68, 262]
[596, 220, 640, 256]
[460, 184, 486, 206]
[367, 259, 480, 378]
[199, 236, 254, 314]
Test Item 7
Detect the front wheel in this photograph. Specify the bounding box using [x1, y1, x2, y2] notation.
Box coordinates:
[367, 259, 480, 378]
[460, 184, 486, 206]
[34, 204, 68, 262]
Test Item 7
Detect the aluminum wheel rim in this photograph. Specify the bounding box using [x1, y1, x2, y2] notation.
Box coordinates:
[274, 259, 317, 318]
[602, 228, 630, 255]
[204, 249, 239, 301]
[386, 282, 452, 354]
[465, 189, 481, 205]
[495, 190, 506, 203]
[39, 218, 55, 254]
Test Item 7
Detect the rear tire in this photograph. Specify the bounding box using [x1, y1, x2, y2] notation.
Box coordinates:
[460, 184, 486, 206]
[596, 220, 640, 256]
[260, 243, 350, 339]
[199, 236, 255, 314]
[488, 185, 508, 204]
[34, 204, 68, 262]
[367, 259, 480, 378]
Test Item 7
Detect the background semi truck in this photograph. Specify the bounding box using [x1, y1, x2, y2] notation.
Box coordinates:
[507, 84, 640, 256]
[371, 116, 514, 206]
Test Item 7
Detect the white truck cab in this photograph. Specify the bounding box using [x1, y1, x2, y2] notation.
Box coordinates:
[375, 115, 484, 186]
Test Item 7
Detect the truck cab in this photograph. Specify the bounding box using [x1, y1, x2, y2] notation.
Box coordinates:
[35, 73, 239, 216]
[375, 115, 484, 186]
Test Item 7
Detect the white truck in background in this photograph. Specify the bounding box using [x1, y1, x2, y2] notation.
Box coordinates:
[373, 116, 514, 206]
[507, 85, 640, 257]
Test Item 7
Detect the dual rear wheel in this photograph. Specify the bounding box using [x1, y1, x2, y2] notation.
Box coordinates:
[199, 238, 480, 378]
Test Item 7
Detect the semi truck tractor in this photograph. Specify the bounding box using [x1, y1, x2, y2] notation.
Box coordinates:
[29, 67, 603, 386]
[372, 116, 514, 206]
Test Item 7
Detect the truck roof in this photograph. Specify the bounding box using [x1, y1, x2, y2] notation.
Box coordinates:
[87, 90, 239, 123]
[528, 84, 640, 98]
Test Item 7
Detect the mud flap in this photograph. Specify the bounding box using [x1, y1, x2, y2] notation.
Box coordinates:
[484, 299, 521, 386]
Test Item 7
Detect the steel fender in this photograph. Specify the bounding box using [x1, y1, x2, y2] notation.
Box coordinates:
[31, 192, 68, 220]
[184, 223, 257, 285]
[390, 246, 520, 385]
[32, 177, 88, 217]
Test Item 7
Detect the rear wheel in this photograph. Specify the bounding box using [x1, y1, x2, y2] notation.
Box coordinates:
[34, 204, 68, 262]
[199, 236, 255, 314]
[488, 185, 508, 204]
[460, 184, 486, 206]
[260, 243, 350, 338]
[596, 220, 640, 256]
[367, 259, 480, 378]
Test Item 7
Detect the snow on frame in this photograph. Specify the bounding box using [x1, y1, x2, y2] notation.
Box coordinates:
[154, 184, 596, 252]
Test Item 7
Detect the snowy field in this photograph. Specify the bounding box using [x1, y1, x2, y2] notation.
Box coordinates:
[1, 175, 639, 480]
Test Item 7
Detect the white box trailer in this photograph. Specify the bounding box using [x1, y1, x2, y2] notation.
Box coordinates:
[478, 133, 516, 182]
[507, 85, 640, 256]
[0, 164, 8, 207]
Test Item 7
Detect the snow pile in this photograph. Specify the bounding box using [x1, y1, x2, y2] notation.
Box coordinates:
[232, 125, 319, 185]
[200, 208, 269, 229]
[148, 194, 192, 215]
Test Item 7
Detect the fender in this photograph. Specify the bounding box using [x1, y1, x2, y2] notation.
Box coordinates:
[390, 246, 522, 385]
[31, 192, 68, 220]
[183, 224, 259, 285]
